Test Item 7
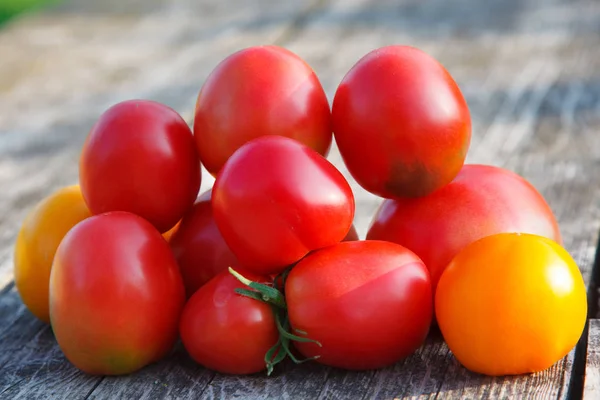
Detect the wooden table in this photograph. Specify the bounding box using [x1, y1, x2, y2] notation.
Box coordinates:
[1, 0, 600, 398]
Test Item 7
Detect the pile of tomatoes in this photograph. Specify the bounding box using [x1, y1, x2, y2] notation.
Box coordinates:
[14, 45, 587, 378]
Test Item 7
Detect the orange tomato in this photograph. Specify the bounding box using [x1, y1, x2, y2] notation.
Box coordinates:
[14, 185, 92, 322]
[435, 233, 587, 376]
[162, 220, 181, 241]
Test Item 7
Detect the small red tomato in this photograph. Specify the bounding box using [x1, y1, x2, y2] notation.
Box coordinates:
[212, 136, 355, 275]
[169, 189, 238, 298]
[194, 45, 332, 176]
[80, 100, 201, 233]
[50, 212, 186, 375]
[179, 270, 278, 375]
[332, 45, 471, 198]
[286, 240, 432, 370]
[367, 164, 561, 295]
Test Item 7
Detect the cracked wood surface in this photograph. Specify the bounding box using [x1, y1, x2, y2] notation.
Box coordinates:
[1, 0, 600, 398]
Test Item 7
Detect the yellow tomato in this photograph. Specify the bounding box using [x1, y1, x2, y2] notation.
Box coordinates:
[435, 232, 587, 376]
[14, 185, 92, 323]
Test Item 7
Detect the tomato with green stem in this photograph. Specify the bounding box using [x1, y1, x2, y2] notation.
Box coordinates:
[286, 240, 432, 370]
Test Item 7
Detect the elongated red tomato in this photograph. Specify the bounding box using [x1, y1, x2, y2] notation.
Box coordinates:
[50, 212, 186, 375]
[212, 136, 355, 275]
[367, 164, 561, 294]
[286, 240, 432, 370]
[169, 189, 238, 298]
[179, 270, 278, 375]
[332, 45, 471, 198]
[194, 45, 332, 176]
[80, 100, 201, 233]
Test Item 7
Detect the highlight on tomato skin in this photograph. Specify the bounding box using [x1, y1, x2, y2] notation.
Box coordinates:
[49, 211, 186, 376]
[212, 135, 355, 276]
[285, 240, 433, 371]
[169, 189, 239, 298]
[367, 164, 561, 297]
[332, 45, 471, 199]
[193, 45, 333, 177]
[79, 99, 201, 233]
[435, 233, 587, 376]
[179, 269, 279, 375]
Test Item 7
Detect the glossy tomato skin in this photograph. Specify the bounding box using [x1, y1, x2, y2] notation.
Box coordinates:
[169, 189, 238, 298]
[286, 240, 432, 370]
[49, 212, 186, 375]
[194, 45, 332, 176]
[436, 233, 587, 376]
[332, 45, 471, 198]
[212, 136, 355, 275]
[367, 164, 561, 294]
[14, 185, 91, 323]
[179, 269, 278, 375]
[80, 100, 201, 233]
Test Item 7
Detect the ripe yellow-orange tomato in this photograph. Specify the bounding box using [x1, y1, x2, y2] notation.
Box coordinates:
[435, 233, 587, 376]
[14, 185, 91, 323]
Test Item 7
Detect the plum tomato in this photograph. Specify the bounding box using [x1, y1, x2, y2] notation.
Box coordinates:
[286, 240, 432, 370]
[49, 212, 186, 375]
[332, 45, 471, 198]
[79, 99, 201, 233]
[169, 189, 238, 298]
[212, 136, 355, 275]
[367, 164, 561, 295]
[193, 45, 332, 176]
[14, 185, 91, 323]
[436, 233, 587, 376]
[179, 269, 278, 375]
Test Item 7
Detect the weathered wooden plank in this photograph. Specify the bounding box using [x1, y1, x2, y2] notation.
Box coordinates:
[584, 319, 600, 399]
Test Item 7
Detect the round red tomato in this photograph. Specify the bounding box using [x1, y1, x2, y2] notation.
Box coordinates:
[169, 189, 238, 298]
[194, 45, 332, 176]
[332, 45, 471, 198]
[367, 164, 561, 295]
[49, 212, 186, 375]
[286, 240, 432, 370]
[179, 269, 278, 375]
[80, 100, 201, 233]
[212, 136, 355, 275]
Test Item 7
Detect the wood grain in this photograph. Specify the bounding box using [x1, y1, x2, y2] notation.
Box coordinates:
[0, 0, 599, 398]
[585, 320, 600, 399]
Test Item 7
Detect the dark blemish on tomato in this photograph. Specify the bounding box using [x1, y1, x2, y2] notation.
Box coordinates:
[385, 160, 440, 198]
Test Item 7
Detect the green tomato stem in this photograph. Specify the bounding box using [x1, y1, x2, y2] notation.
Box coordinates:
[229, 267, 321, 376]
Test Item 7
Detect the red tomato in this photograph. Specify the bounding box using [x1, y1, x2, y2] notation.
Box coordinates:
[332, 45, 471, 198]
[179, 269, 278, 375]
[80, 100, 201, 233]
[367, 164, 561, 295]
[169, 189, 238, 298]
[286, 240, 432, 370]
[194, 45, 332, 176]
[212, 136, 355, 275]
[49, 212, 186, 375]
